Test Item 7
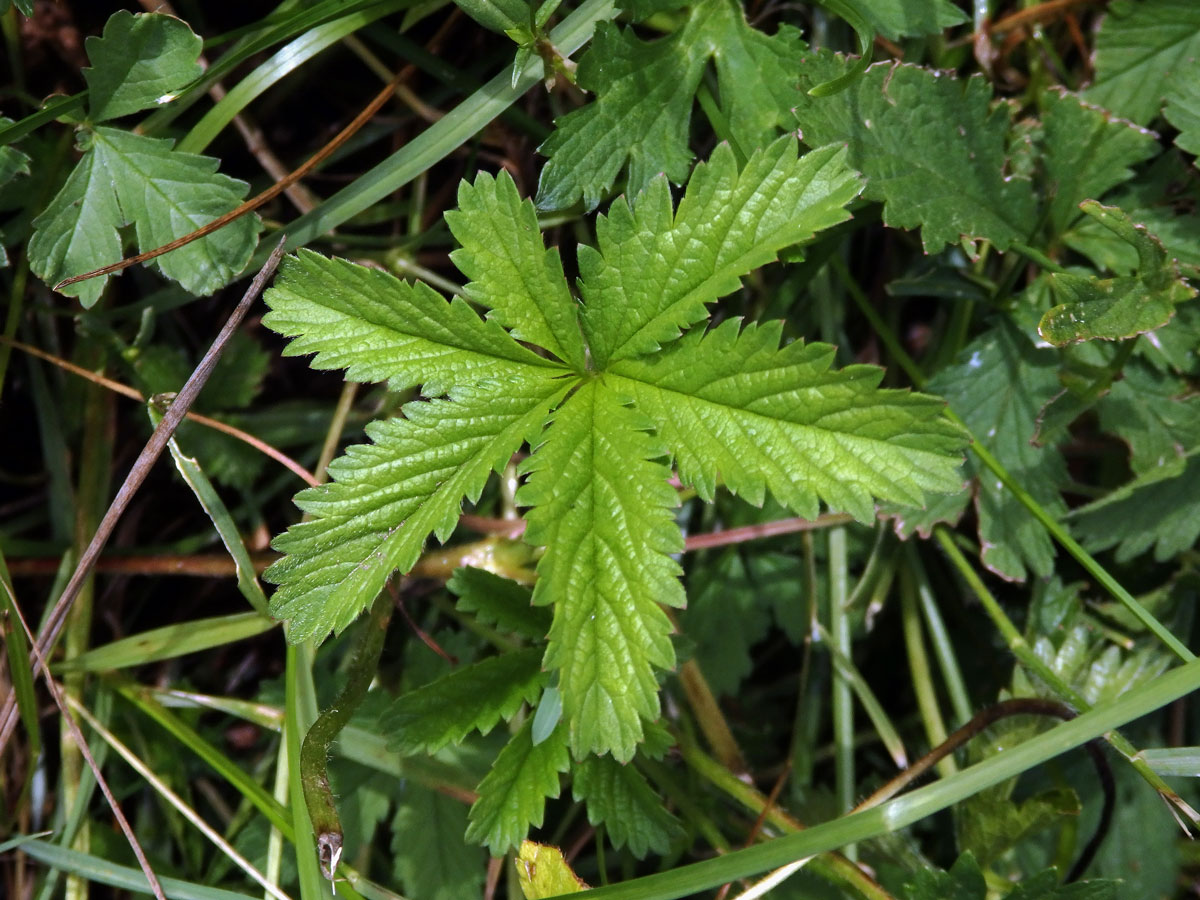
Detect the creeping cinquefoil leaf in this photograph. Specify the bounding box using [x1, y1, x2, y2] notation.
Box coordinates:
[263, 135, 967, 761]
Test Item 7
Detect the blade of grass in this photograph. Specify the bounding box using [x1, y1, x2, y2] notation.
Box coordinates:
[57, 613, 275, 673]
[285, 640, 334, 900]
[177, 0, 411, 154]
[0, 553, 40, 779]
[113, 682, 292, 835]
[898, 569, 952, 776]
[828, 526, 855, 860]
[17, 839, 257, 900]
[6, 589, 166, 900]
[64, 693, 293, 900]
[252, 0, 617, 261]
[155, 415, 271, 613]
[584, 652, 1200, 900]
[0, 240, 287, 756]
[813, 622, 907, 771]
[905, 545, 972, 725]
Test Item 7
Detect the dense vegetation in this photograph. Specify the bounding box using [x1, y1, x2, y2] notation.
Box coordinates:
[2, 1, 1200, 898]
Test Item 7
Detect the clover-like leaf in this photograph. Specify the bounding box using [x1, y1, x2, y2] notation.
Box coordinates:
[83, 11, 203, 122]
[28, 127, 258, 307]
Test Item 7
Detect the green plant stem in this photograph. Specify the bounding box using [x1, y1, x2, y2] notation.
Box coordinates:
[899, 568, 953, 776]
[300, 590, 394, 879]
[831, 254, 1194, 663]
[933, 525, 1199, 822]
[906, 545, 972, 725]
[829, 528, 855, 846]
[1009, 241, 1070, 274]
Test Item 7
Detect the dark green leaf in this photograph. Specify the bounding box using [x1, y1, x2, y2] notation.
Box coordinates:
[1039, 88, 1159, 238]
[466, 719, 570, 855]
[957, 788, 1080, 868]
[927, 321, 1068, 580]
[793, 55, 1036, 252]
[1074, 453, 1200, 562]
[571, 756, 685, 857]
[383, 649, 547, 755]
[536, 0, 810, 210]
[1084, 0, 1200, 126]
[391, 783, 485, 900]
[1039, 203, 1196, 346]
[449, 567, 550, 641]
[852, 0, 966, 41]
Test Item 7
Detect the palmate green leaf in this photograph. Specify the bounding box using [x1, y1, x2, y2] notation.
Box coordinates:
[519, 379, 684, 761]
[448, 567, 550, 641]
[264, 249, 561, 395]
[535, 0, 810, 210]
[793, 56, 1036, 253]
[28, 127, 258, 307]
[266, 376, 569, 641]
[447, 170, 586, 370]
[572, 756, 685, 857]
[925, 321, 1068, 581]
[611, 319, 967, 522]
[83, 11, 203, 122]
[264, 139, 961, 761]
[1039, 203, 1197, 346]
[1039, 88, 1159, 238]
[899, 851, 987, 900]
[578, 138, 862, 366]
[1084, 0, 1200, 126]
[383, 649, 547, 754]
[466, 718, 570, 855]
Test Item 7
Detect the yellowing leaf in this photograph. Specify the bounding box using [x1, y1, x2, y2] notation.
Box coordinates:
[515, 841, 589, 897]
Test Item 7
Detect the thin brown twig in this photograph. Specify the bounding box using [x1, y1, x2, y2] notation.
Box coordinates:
[4, 582, 167, 900]
[0, 336, 320, 487]
[989, 0, 1102, 35]
[5, 514, 858, 580]
[0, 239, 288, 758]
